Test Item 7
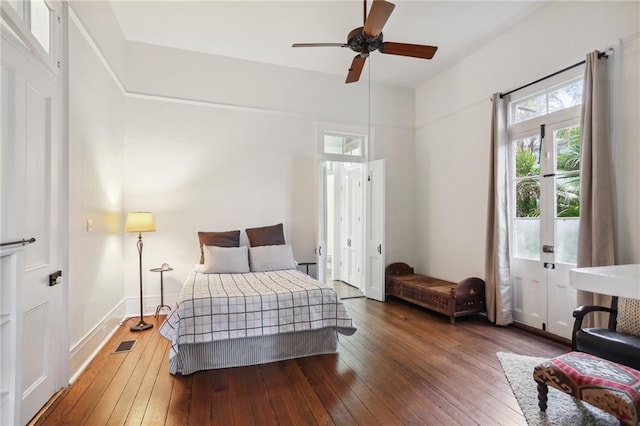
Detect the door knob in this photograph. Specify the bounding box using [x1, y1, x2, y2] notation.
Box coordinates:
[49, 270, 62, 286]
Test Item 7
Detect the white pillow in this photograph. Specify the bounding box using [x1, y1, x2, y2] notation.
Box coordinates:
[249, 244, 297, 272]
[202, 245, 250, 274]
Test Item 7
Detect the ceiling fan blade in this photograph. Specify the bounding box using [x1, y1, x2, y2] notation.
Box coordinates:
[292, 43, 347, 48]
[380, 42, 438, 59]
[363, 0, 395, 38]
[346, 55, 367, 84]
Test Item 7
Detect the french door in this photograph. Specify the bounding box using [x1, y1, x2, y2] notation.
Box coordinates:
[510, 117, 581, 338]
[338, 163, 364, 288]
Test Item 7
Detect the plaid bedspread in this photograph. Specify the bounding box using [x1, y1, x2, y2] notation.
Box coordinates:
[159, 269, 356, 359]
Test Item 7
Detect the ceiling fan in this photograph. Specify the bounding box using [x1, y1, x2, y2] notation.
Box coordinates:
[292, 0, 438, 84]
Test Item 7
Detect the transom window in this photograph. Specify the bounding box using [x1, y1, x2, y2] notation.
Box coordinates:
[324, 133, 364, 156]
[4, 0, 54, 56]
[510, 77, 583, 125]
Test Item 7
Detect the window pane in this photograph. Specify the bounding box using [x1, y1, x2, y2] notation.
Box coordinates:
[516, 177, 540, 217]
[514, 219, 540, 260]
[513, 136, 541, 219]
[556, 174, 580, 217]
[511, 92, 546, 124]
[324, 134, 363, 156]
[556, 218, 579, 264]
[30, 0, 51, 54]
[514, 136, 540, 178]
[343, 137, 362, 155]
[555, 125, 581, 173]
[548, 78, 583, 113]
[324, 135, 344, 154]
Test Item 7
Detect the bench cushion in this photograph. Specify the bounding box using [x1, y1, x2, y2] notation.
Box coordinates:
[534, 351, 640, 425]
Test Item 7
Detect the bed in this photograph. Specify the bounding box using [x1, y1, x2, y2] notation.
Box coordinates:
[385, 262, 486, 324]
[159, 268, 357, 375]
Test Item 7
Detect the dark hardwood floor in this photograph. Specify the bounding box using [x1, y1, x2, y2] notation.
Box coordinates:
[33, 297, 568, 425]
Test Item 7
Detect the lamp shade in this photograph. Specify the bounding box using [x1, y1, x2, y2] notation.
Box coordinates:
[125, 212, 156, 233]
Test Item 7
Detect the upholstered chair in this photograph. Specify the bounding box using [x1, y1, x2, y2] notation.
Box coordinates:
[572, 296, 640, 370]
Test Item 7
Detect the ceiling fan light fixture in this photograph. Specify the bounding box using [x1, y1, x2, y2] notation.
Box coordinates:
[292, 0, 439, 84]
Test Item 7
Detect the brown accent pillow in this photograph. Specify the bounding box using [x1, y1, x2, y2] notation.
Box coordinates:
[245, 223, 285, 247]
[197, 230, 241, 264]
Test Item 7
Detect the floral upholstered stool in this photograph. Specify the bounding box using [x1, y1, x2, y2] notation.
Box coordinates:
[533, 351, 640, 425]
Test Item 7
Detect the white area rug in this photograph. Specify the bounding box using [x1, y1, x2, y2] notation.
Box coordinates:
[496, 352, 618, 426]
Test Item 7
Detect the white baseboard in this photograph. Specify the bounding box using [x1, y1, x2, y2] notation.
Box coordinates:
[68, 299, 127, 383]
[67, 294, 179, 384]
[125, 293, 178, 317]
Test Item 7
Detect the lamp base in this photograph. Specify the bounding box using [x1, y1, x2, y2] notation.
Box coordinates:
[130, 319, 153, 332]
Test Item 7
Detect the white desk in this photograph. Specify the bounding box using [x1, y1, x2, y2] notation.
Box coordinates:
[570, 264, 640, 298]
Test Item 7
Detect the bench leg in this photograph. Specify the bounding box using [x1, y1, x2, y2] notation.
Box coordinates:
[537, 382, 548, 412]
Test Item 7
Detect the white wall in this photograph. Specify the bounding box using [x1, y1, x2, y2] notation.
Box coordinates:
[120, 48, 417, 306]
[67, 13, 126, 379]
[415, 1, 640, 281]
[70, 4, 417, 317]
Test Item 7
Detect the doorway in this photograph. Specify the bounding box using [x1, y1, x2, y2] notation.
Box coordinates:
[315, 123, 388, 301]
[325, 161, 365, 298]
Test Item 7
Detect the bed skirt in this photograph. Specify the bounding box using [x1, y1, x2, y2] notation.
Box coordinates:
[169, 327, 339, 375]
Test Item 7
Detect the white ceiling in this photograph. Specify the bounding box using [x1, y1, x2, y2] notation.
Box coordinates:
[109, 0, 546, 89]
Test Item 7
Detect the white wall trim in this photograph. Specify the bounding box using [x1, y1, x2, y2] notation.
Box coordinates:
[69, 8, 126, 96]
[124, 294, 179, 319]
[68, 298, 127, 384]
[126, 90, 317, 119]
[69, 7, 412, 130]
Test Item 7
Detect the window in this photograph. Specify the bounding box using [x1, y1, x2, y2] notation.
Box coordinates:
[30, 0, 52, 54]
[509, 75, 583, 265]
[3, 0, 54, 58]
[324, 133, 364, 156]
[510, 77, 583, 125]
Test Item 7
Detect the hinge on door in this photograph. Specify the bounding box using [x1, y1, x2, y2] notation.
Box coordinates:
[57, 61, 61, 69]
[542, 322, 546, 331]
[57, 15, 61, 24]
[367, 175, 371, 182]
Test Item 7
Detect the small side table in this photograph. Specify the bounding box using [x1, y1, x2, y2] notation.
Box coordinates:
[150, 266, 173, 318]
[298, 262, 316, 275]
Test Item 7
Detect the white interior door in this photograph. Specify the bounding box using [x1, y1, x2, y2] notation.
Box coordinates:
[338, 166, 350, 282]
[1, 30, 65, 424]
[337, 163, 364, 288]
[365, 159, 385, 301]
[348, 166, 363, 288]
[316, 162, 328, 283]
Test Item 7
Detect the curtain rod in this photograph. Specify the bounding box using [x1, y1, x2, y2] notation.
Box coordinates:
[499, 50, 611, 99]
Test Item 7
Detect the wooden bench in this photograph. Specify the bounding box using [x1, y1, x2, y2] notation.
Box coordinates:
[534, 351, 640, 425]
[385, 262, 486, 324]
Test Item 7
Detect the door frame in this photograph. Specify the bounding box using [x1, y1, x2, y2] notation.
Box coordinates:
[315, 122, 385, 300]
[506, 70, 583, 338]
[315, 122, 367, 287]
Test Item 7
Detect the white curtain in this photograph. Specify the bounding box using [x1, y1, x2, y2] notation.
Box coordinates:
[485, 93, 513, 326]
[576, 50, 616, 326]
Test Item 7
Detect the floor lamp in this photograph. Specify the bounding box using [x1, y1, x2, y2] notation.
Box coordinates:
[125, 211, 156, 332]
